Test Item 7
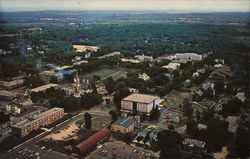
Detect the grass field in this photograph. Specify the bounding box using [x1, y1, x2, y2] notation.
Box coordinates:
[154, 54, 171, 61]
[100, 104, 117, 111]
[164, 90, 215, 112]
[76, 115, 112, 131]
[91, 115, 112, 130]
[81, 67, 127, 81]
[73, 44, 98, 52]
[111, 71, 127, 80]
[164, 90, 192, 110]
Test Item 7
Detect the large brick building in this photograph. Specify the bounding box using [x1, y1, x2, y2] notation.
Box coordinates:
[12, 107, 64, 137]
[75, 128, 111, 156]
[121, 93, 160, 115]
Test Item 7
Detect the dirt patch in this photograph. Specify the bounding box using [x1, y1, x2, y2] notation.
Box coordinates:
[73, 45, 98, 52]
[213, 146, 229, 159]
[45, 122, 79, 141]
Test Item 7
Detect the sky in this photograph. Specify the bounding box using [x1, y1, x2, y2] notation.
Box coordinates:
[0, 0, 249, 12]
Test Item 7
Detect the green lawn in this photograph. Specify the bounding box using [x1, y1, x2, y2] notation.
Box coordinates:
[100, 104, 117, 111]
[112, 71, 127, 80]
[153, 54, 172, 62]
[76, 115, 112, 130]
[80, 67, 126, 81]
[91, 115, 112, 130]
[164, 90, 192, 110]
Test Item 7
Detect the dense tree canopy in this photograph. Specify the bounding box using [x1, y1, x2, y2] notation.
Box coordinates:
[84, 112, 92, 129]
[157, 130, 183, 158]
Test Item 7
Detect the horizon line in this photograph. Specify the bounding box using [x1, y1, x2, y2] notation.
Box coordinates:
[0, 9, 249, 13]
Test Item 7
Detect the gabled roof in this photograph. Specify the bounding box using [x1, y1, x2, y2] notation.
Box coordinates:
[201, 82, 210, 91]
[235, 92, 246, 102]
[210, 66, 233, 79]
[138, 73, 150, 81]
[198, 123, 207, 130]
[195, 90, 204, 96]
[112, 118, 135, 128]
[75, 128, 111, 154]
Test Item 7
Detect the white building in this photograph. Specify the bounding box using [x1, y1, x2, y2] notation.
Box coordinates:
[84, 52, 92, 58]
[121, 93, 160, 115]
[128, 88, 139, 93]
[192, 72, 200, 79]
[72, 56, 82, 62]
[6, 104, 21, 114]
[184, 79, 191, 87]
[6, 104, 12, 112]
[175, 53, 202, 61]
[162, 62, 180, 72]
[135, 54, 153, 62]
[98, 51, 121, 59]
[73, 60, 88, 66]
[121, 58, 140, 63]
[215, 59, 225, 64]
[235, 92, 246, 103]
[138, 73, 150, 81]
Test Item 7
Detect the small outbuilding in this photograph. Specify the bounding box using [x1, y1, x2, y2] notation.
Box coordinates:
[183, 79, 191, 87]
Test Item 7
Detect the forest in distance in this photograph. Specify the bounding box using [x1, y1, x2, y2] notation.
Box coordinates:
[0, 11, 249, 88]
[0, 9, 249, 159]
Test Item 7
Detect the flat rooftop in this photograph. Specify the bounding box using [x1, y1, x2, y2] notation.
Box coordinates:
[112, 118, 135, 128]
[122, 93, 159, 103]
[29, 84, 59, 93]
[0, 90, 17, 96]
[175, 53, 201, 56]
[33, 107, 63, 119]
[0, 79, 24, 87]
[183, 138, 206, 148]
[12, 107, 64, 128]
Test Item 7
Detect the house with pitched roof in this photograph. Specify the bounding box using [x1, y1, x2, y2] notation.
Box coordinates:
[209, 66, 233, 80]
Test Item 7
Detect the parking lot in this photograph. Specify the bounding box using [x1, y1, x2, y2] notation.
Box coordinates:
[87, 141, 158, 159]
[1, 141, 76, 159]
[45, 122, 79, 141]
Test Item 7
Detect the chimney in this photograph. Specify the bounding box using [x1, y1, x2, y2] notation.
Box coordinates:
[75, 71, 80, 93]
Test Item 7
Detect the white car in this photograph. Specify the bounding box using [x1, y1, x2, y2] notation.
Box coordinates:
[41, 146, 46, 150]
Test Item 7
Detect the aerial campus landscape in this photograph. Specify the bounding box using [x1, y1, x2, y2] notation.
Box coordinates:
[0, 0, 249, 159]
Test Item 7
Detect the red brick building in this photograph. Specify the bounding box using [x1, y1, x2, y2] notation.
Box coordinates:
[75, 128, 111, 156]
[12, 107, 64, 137]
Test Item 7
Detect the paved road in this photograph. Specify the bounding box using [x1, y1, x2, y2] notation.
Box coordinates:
[0, 113, 82, 158]
[88, 111, 109, 116]
[0, 110, 110, 159]
[2, 144, 76, 159]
